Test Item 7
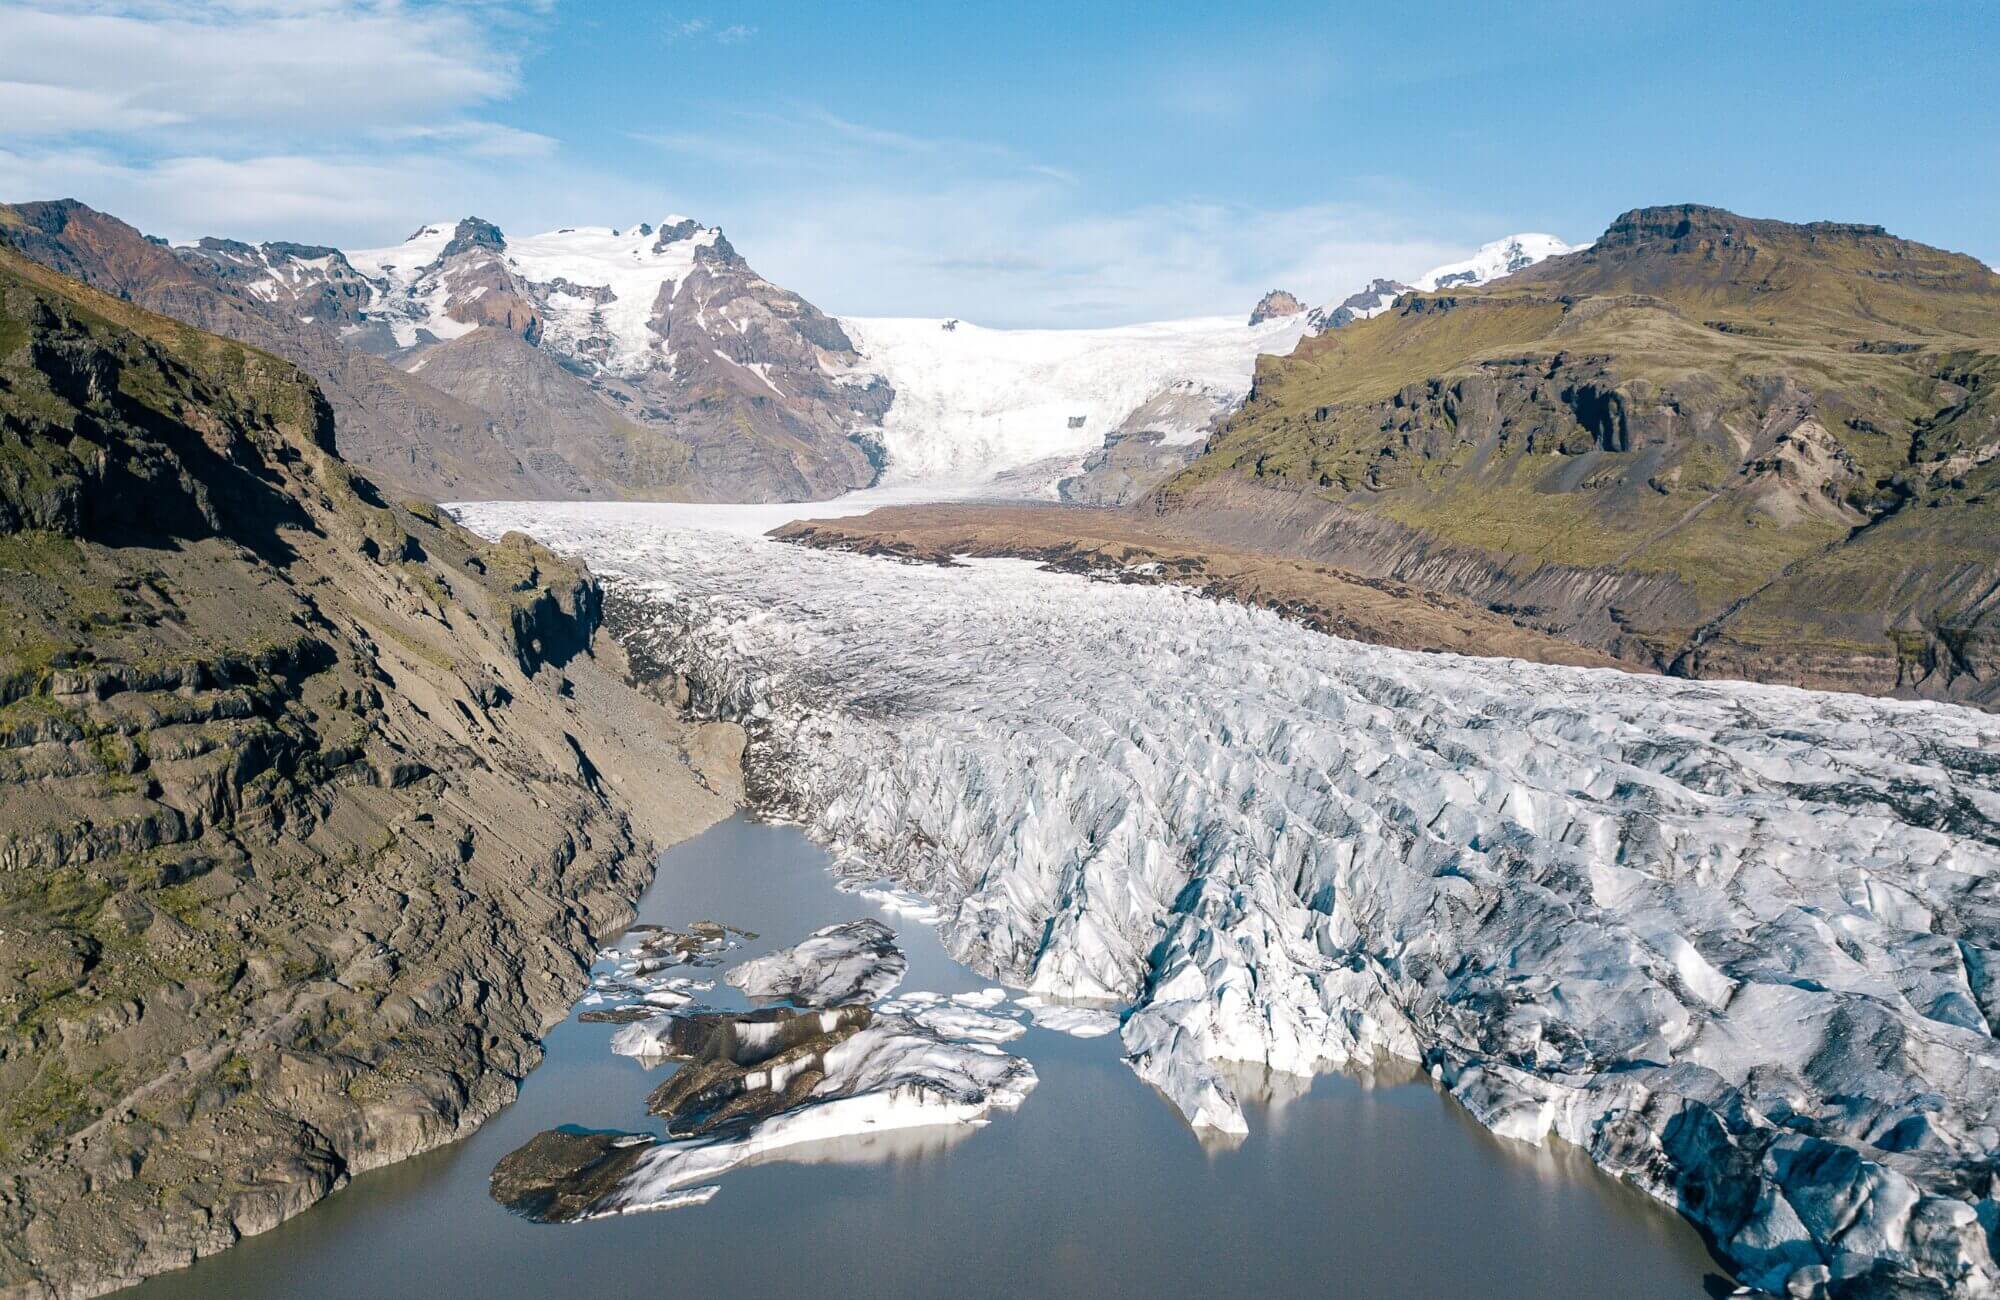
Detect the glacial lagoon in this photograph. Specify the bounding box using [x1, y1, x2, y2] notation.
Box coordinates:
[129, 815, 1722, 1299]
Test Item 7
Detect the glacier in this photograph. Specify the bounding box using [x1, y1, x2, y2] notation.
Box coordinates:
[831, 235, 1582, 494]
[838, 314, 1313, 488]
[456, 501, 2000, 1299]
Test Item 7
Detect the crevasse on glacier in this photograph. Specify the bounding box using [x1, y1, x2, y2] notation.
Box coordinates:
[457, 503, 2000, 1300]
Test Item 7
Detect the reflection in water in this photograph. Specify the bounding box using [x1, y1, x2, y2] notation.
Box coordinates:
[126, 815, 1730, 1300]
[746, 1120, 975, 1172]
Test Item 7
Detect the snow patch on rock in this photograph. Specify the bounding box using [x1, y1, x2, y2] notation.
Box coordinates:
[587, 1010, 1037, 1217]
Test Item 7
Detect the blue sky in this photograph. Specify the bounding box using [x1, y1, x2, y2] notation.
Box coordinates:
[1, 0, 1994, 326]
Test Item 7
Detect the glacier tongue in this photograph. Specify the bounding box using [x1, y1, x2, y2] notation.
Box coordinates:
[455, 502, 2000, 1299]
[838, 314, 1311, 489]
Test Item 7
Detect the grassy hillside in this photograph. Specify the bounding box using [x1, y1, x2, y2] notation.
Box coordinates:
[1168, 205, 2000, 703]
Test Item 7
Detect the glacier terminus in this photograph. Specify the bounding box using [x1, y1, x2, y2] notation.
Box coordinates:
[454, 500, 2000, 1300]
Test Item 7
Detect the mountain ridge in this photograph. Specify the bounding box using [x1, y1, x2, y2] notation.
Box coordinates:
[0, 241, 740, 1296]
[1154, 203, 2000, 707]
[0, 200, 890, 504]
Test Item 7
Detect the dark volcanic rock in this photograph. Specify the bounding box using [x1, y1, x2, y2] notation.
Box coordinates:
[489, 1129, 657, 1223]
[440, 216, 506, 260]
[644, 1005, 873, 1137]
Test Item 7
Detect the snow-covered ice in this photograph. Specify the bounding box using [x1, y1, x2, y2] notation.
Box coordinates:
[1017, 995, 1123, 1038]
[499, 1004, 1035, 1220]
[1413, 232, 1577, 291]
[586, 1010, 1038, 1217]
[838, 314, 1312, 488]
[458, 501, 2000, 1299]
[724, 919, 909, 1006]
[844, 878, 945, 924]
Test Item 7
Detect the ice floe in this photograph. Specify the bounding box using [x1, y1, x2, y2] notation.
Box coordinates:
[495, 1002, 1036, 1219]
[1017, 995, 1123, 1038]
[460, 501, 2000, 1299]
[725, 918, 909, 1006]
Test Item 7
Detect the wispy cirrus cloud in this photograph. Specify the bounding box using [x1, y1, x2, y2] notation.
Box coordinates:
[666, 14, 755, 44]
[631, 106, 1468, 326]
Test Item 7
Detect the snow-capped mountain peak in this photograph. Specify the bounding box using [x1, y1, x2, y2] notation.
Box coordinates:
[1413, 232, 1577, 292]
[339, 216, 735, 367]
[1302, 232, 1579, 335]
[1303, 277, 1412, 332]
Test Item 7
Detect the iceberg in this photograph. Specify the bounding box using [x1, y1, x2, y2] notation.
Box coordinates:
[724, 918, 909, 1006]
[494, 1004, 1037, 1219]
[458, 501, 2000, 1299]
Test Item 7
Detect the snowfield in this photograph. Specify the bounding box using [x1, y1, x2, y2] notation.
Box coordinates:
[838, 314, 1312, 487]
[457, 502, 2000, 1300]
[348, 218, 719, 370]
[1412, 232, 1577, 290]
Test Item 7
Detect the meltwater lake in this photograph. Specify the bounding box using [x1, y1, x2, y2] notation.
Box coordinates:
[128, 814, 1722, 1299]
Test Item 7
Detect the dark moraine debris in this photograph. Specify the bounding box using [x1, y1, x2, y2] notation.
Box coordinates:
[644, 1005, 873, 1137]
[577, 1006, 670, 1024]
[489, 1129, 659, 1223]
[629, 919, 757, 966]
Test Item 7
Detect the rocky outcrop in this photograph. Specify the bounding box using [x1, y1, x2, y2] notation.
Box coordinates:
[0, 246, 741, 1297]
[1305, 277, 1411, 332]
[488, 1129, 661, 1223]
[1247, 289, 1304, 326]
[1056, 431, 1207, 507]
[643, 1005, 875, 1137]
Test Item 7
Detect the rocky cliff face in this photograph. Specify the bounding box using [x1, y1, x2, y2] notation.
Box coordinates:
[1164, 205, 2000, 708]
[1247, 289, 1304, 326]
[0, 246, 740, 1297]
[0, 201, 890, 504]
[1305, 277, 1412, 332]
[328, 214, 891, 500]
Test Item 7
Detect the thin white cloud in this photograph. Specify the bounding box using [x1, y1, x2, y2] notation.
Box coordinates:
[0, 139, 700, 251]
[0, 146, 418, 230]
[732, 178, 1474, 327]
[0, 79, 184, 134]
[624, 104, 1484, 325]
[375, 120, 559, 159]
[0, 3, 520, 141]
[664, 14, 756, 43]
[0, 6, 1522, 326]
